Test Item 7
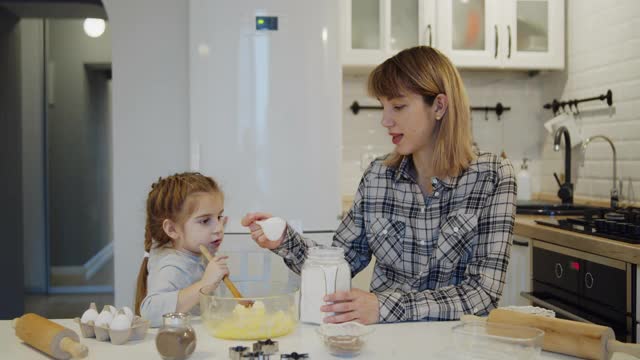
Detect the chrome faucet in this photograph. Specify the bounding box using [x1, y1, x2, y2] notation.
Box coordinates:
[553, 126, 573, 204]
[582, 135, 619, 208]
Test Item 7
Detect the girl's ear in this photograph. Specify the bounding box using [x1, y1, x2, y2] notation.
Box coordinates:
[162, 219, 180, 240]
[433, 94, 449, 121]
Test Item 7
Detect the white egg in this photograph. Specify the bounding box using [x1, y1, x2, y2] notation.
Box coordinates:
[108, 305, 118, 314]
[121, 306, 134, 323]
[80, 308, 99, 323]
[256, 217, 287, 241]
[94, 310, 113, 327]
[110, 313, 131, 331]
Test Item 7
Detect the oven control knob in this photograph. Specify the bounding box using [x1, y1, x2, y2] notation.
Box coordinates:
[555, 263, 564, 278]
[585, 272, 594, 289]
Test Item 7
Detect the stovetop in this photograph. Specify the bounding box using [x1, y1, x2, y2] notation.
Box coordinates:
[535, 207, 640, 244]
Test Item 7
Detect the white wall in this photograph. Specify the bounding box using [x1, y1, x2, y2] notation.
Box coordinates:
[539, 0, 640, 202]
[342, 71, 546, 197]
[103, 0, 190, 307]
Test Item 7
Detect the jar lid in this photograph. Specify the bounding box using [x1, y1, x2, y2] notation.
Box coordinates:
[308, 246, 345, 260]
[162, 312, 191, 327]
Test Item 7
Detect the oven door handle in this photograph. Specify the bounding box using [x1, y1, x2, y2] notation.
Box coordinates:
[520, 292, 593, 323]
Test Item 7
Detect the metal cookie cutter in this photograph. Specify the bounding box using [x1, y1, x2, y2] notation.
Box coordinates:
[229, 345, 250, 360]
[280, 352, 309, 359]
[242, 351, 271, 360]
[253, 339, 279, 355]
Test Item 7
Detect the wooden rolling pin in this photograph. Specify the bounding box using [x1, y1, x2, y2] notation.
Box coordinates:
[199, 245, 251, 307]
[462, 308, 640, 360]
[13, 313, 88, 359]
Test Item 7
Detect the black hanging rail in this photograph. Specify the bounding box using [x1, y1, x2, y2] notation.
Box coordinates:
[470, 103, 511, 120]
[350, 101, 511, 119]
[543, 89, 613, 115]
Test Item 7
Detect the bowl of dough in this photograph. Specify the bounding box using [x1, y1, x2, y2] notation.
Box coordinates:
[199, 281, 299, 340]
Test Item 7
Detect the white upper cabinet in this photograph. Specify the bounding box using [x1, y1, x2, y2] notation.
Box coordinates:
[436, 0, 564, 70]
[340, 0, 564, 70]
[341, 0, 436, 69]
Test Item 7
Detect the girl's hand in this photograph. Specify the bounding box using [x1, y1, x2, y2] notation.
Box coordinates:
[241, 212, 285, 250]
[201, 255, 229, 287]
[321, 289, 380, 325]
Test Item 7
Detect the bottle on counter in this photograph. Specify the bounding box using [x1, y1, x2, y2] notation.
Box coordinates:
[517, 158, 532, 201]
[300, 246, 351, 324]
[155, 313, 196, 360]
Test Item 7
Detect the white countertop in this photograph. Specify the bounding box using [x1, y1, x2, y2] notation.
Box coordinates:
[2, 317, 583, 360]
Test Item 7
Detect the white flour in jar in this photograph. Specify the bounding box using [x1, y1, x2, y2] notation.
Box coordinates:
[300, 246, 351, 324]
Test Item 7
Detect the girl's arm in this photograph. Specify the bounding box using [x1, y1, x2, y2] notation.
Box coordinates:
[176, 280, 206, 313]
[177, 255, 229, 313]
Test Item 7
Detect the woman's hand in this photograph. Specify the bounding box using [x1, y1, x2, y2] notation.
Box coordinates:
[321, 288, 380, 325]
[241, 212, 285, 250]
[201, 255, 229, 287]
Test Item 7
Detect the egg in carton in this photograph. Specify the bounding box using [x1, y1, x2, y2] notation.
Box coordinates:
[74, 303, 150, 345]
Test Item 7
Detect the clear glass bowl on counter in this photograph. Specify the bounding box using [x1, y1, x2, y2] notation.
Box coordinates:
[442, 321, 544, 360]
[199, 281, 299, 340]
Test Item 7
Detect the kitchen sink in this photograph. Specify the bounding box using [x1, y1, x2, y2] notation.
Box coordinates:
[516, 202, 601, 215]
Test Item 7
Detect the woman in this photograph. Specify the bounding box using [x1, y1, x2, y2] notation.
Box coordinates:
[242, 46, 517, 324]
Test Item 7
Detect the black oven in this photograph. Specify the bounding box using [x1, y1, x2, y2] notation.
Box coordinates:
[522, 240, 636, 342]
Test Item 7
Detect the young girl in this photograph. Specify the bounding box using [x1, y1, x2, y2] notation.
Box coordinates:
[135, 172, 230, 327]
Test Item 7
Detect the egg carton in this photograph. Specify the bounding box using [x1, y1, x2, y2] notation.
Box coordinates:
[74, 303, 150, 345]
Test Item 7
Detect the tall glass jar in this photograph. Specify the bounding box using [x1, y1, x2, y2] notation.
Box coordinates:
[155, 313, 197, 360]
[300, 246, 351, 324]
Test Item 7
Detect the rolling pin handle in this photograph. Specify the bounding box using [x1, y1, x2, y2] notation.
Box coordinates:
[59, 337, 88, 359]
[607, 339, 640, 359]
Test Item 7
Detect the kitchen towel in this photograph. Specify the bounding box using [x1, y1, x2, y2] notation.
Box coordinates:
[543, 113, 583, 147]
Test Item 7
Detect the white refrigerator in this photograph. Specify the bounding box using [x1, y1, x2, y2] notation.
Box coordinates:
[188, 0, 342, 282]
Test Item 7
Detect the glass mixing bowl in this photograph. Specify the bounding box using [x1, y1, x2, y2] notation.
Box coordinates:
[199, 281, 299, 340]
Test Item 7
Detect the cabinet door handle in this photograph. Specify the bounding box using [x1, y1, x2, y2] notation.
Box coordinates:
[507, 25, 512, 58]
[513, 240, 529, 247]
[424, 24, 432, 47]
[494, 25, 499, 58]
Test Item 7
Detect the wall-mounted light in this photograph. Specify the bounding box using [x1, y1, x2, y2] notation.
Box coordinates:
[83, 18, 106, 38]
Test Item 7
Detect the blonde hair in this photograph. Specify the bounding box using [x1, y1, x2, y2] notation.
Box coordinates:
[134, 172, 222, 315]
[368, 46, 475, 177]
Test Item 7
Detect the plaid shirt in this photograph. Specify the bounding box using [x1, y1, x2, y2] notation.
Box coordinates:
[273, 152, 517, 323]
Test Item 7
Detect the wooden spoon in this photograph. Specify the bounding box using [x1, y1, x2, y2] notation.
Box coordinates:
[199, 245, 253, 307]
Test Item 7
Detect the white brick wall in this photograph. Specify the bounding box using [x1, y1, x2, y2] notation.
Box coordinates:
[540, 0, 640, 203]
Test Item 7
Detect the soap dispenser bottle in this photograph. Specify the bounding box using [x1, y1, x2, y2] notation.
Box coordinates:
[517, 158, 532, 201]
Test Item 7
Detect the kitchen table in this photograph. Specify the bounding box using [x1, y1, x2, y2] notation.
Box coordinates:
[1, 317, 588, 359]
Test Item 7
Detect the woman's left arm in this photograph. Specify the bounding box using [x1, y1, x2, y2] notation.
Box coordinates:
[323, 159, 517, 324]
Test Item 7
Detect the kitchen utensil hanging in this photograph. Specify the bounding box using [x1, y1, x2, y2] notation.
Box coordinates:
[543, 89, 613, 116]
